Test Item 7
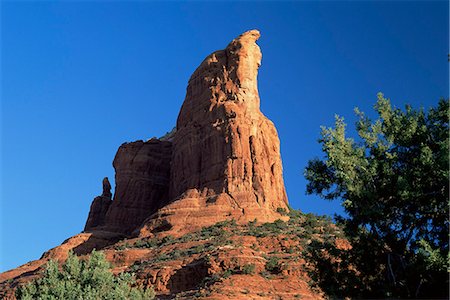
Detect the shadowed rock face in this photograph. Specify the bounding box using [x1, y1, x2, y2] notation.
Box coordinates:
[85, 140, 172, 234]
[84, 30, 289, 236]
[84, 178, 113, 230]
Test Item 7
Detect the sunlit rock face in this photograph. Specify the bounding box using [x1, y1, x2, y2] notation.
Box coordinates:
[84, 30, 289, 237]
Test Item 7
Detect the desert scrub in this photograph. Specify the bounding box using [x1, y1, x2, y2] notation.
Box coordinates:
[201, 273, 222, 287]
[244, 219, 288, 237]
[134, 238, 159, 248]
[114, 241, 132, 250]
[241, 263, 256, 274]
[276, 207, 288, 215]
[265, 256, 281, 274]
[132, 235, 175, 249]
[16, 250, 155, 300]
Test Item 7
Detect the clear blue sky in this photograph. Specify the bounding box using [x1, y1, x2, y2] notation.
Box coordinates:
[1, 1, 448, 272]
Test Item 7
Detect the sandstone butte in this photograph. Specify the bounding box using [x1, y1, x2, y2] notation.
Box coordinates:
[0, 30, 348, 299]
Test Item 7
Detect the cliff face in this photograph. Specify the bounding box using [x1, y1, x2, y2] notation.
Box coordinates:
[84, 29, 289, 236]
[171, 29, 287, 209]
[85, 140, 172, 234]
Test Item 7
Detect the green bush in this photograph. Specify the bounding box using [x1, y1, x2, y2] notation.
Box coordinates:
[246, 219, 289, 237]
[241, 264, 256, 275]
[16, 250, 155, 300]
[134, 238, 159, 248]
[222, 269, 233, 278]
[265, 256, 281, 274]
[276, 207, 288, 215]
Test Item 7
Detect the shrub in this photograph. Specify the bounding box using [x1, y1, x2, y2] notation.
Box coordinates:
[265, 256, 281, 274]
[134, 238, 159, 248]
[276, 207, 288, 215]
[114, 242, 131, 250]
[201, 273, 221, 286]
[16, 250, 155, 300]
[160, 235, 175, 245]
[222, 269, 233, 278]
[241, 263, 256, 275]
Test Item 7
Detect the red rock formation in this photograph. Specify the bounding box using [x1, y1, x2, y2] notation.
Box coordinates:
[85, 139, 172, 234]
[84, 29, 288, 236]
[139, 30, 289, 236]
[84, 177, 112, 230]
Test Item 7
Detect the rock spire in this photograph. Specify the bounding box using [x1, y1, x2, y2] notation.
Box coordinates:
[84, 30, 289, 236]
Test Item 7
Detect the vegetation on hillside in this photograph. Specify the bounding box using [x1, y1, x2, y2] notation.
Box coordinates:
[108, 210, 345, 298]
[121, 211, 342, 271]
[13, 212, 349, 299]
[16, 250, 155, 300]
[305, 94, 449, 298]
[14, 94, 448, 299]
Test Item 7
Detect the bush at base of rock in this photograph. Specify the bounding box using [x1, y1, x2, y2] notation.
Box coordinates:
[16, 250, 155, 300]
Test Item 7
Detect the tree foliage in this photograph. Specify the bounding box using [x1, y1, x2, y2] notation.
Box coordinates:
[305, 93, 449, 298]
[16, 250, 155, 300]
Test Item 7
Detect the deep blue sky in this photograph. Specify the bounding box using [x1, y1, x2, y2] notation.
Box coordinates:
[1, 1, 448, 272]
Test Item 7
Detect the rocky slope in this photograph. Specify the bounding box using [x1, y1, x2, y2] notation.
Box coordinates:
[2, 210, 348, 299]
[0, 30, 346, 299]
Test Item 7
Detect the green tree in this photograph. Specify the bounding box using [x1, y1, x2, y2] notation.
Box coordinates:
[16, 250, 155, 300]
[305, 94, 449, 298]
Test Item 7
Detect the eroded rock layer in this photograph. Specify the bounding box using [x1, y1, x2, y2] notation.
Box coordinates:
[86, 139, 172, 234]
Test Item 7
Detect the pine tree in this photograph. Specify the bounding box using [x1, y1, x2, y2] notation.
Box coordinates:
[305, 94, 449, 298]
